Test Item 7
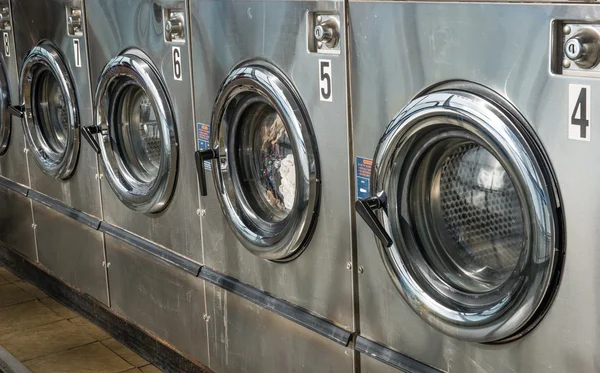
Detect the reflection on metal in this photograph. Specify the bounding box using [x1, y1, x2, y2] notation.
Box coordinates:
[208, 61, 320, 261]
[99, 222, 200, 276]
[200, 267, 352, 346]
[355, 336, 442, 373]
[0, 175, 27, 196]
[94, 52, 178, 214]
[20, 43, 79, 180]
[0, 57, 10, 155]
[28, 189, 100, 230]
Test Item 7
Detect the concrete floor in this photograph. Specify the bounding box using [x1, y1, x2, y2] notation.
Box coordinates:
[0, 265, 162, 373]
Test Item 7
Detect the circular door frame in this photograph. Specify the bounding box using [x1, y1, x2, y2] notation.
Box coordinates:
[210, 60, 320, 261]
[20, 43, 80, 179]
[94, 50, 178, 214]
[370, 81, 564, 343]
[0, 57, 11, 155]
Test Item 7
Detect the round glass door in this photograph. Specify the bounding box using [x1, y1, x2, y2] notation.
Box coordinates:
[208, 61, 320, 261]
[20, 43, 79, 179]
[357, 82, 564, 343]
[0, 59, 10, 155]
[94, 51, 177, 213]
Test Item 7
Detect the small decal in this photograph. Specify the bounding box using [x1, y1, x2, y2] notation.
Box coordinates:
[3, 32, 9, 57]
[73, 39, 81, 67]
[568, 84, 591, 141]
[197, 123, 211, 171]
[172, 46, 182, 81]
[319, 59, 332, 102]
[356, 157, 372, 199]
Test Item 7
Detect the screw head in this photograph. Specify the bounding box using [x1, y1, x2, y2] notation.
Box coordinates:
[346, 262, 352, 270]
[563, 25, 572, 35]
[317, 41, 323, 49]
[203, 314, 210, 322]
[316, 15, 322, 23]
[358, 266, 364, 274]
[196, 208, 202, 216]
[562, 58, 571, 69]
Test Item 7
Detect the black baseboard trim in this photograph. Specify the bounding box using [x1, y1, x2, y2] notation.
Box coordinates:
[0, 243, 213, 373]
[355, 336, 443, 373]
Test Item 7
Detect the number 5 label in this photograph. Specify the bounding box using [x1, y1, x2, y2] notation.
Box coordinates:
[319, 59, 332, 102]
[569, 84, 591, 141]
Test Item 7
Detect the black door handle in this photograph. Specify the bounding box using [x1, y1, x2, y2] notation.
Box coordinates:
[355, 195, 393, 248]
[195, 149, 218, 196]
[8, 105, 24, 118]
[81, 126, 101, 154]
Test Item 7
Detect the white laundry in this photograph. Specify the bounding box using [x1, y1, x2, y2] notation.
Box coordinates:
[278, 153, 296, 211]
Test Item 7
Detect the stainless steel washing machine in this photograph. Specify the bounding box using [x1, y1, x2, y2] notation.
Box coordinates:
[0, 1, 36, 261]
[83, 0, 207, 365]
[11, 0, 107, 304]
[191, 1, 354, 371]
[349, 2, 600, 372]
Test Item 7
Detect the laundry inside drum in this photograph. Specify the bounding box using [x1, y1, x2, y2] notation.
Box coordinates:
[414, 140, 527, 293]
[237, 100, 297, 223]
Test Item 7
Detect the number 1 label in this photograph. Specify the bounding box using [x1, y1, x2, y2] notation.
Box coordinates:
[569, 84, 591, 141]
[319, 59, 332, 102]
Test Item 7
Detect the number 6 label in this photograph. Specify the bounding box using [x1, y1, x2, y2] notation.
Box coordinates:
[172, 46, 182, 81]
[569, 84, 591, 141]
[319, 59, 332, 102]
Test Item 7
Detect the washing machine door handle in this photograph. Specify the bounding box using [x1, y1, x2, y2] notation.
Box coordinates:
[8, 105, 24, 118]
[81, 125, 101, 154]
[355, 195, 393, 248]
[195, 148, 219, 196]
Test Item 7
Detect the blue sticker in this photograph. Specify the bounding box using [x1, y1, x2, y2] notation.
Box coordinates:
[356, 157, 372, 199]
[197, 123, 212, 171]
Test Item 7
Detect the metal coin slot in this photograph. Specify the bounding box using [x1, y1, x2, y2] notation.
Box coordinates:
[0, 6, 10, 31]
[164, 9, 185, 43]
[554, 22, 600, 76]
[309, 12, 341, 54]
[66, 6, 83, 36]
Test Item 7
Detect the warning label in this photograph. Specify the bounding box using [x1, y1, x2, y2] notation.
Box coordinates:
[356, 157, 372, 199]
[197, 123, 212, 171]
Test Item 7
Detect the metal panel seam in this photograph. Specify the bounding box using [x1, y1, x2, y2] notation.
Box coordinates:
[27, 190, 100, 230]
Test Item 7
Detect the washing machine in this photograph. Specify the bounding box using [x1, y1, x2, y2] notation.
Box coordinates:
[0, 1, 36, 261]
[190, 1, 354, 371]
[83, 0, 208, 365]
[11, 0, 107, 304]
[349, 2, 600, 373]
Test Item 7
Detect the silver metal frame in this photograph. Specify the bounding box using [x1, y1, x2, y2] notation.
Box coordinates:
[369, 84, 563, 343]
[210, 60, 320, 261]
[95, 50, 178, 214]
[0, 58, 10, 155]
[20, 43, 79, 180]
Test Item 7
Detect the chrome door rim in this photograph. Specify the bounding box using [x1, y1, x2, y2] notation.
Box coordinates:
[94, 51, 177, 214]
[211, 60, 320, 261]
[20, 43, 79, 179]
[0, 58, 10, 155]
[372, 83, 564, 342]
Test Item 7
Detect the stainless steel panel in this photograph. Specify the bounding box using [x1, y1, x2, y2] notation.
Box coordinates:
[206, 282, 355, 373]
[85, 0, 202, 262]
[0, 188, 35, 260]
[0, 0, 29, 187]
[351, 2, 600, 372]
[361, 355, 409, 373]
[191, 0, 353, 328]
[11, 0, 102, 218]
[104, 234, 209, 366]
[32, 201, 108, 305]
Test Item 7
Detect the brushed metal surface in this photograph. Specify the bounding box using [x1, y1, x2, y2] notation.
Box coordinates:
[32, 201, 108, 305]
[0, 188, 35, 261]
[104, 234, 209, 366]
[205, 282, 355, 373]
[350, 2, 598, 372]
[0, 0, 29, 187]
[85, 0, 203, 263]
[11, 0, 102, 218]
[190, 0, 353, 328]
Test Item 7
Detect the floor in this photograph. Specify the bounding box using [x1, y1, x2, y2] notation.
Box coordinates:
[0, 265, 162, 373]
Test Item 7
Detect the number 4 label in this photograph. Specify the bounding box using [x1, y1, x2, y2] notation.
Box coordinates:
[569, 84, 591, 141]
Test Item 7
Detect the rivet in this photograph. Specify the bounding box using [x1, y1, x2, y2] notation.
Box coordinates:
[563, 58, 571, 69]
[346, 262, 352, 270]
[203, 314, 210, 322]
[563, 25, 572, 35]
[358, 266, 364, 274]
